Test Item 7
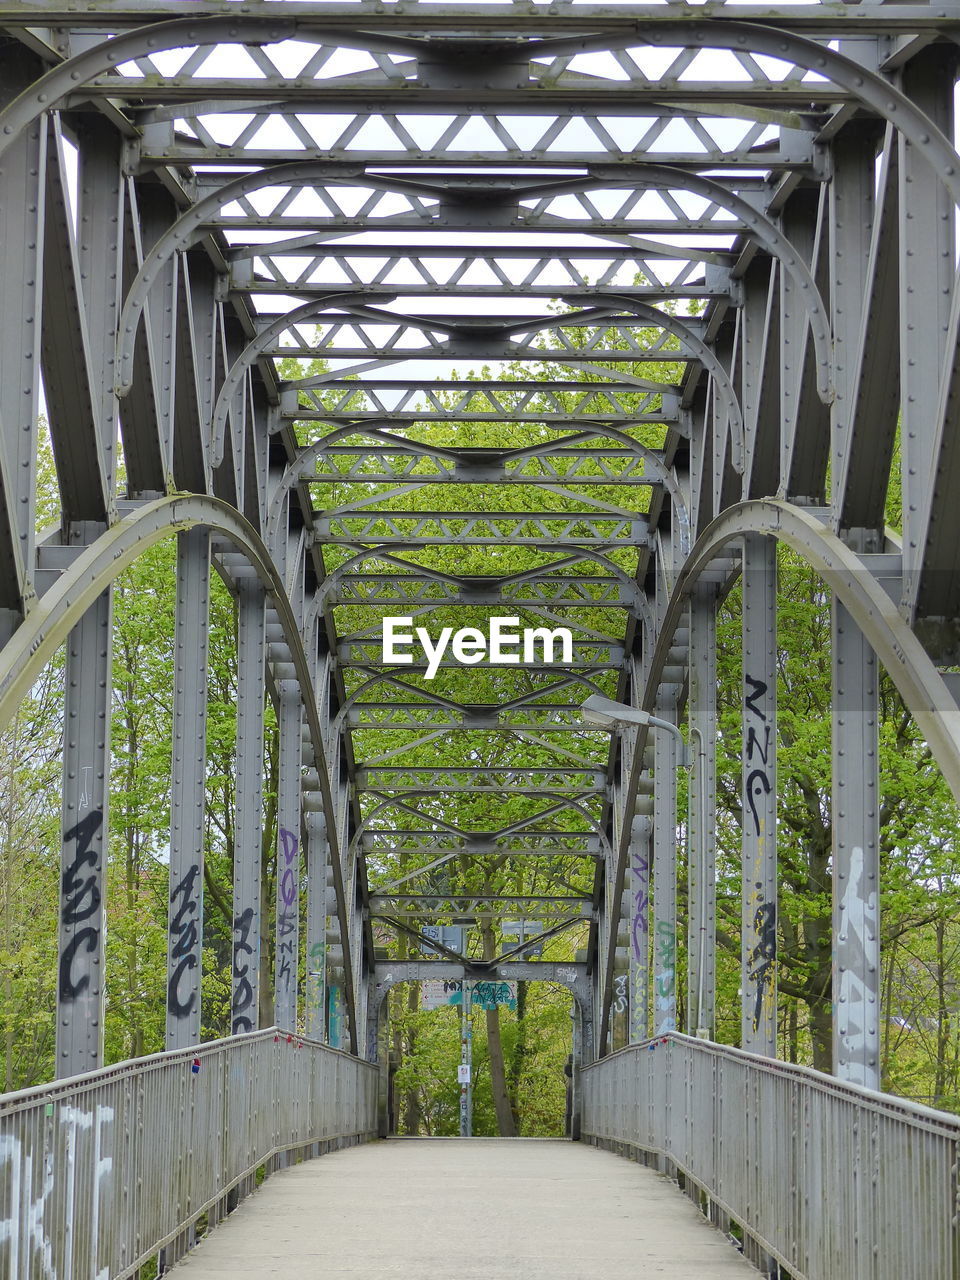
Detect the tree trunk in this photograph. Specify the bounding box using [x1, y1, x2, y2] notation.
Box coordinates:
[480, 917, 517, 1136]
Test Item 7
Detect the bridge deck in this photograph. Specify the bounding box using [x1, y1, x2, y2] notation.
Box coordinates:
[173, 1138, 758, 1277]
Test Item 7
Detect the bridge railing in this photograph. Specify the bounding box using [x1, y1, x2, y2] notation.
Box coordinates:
[581, 1033, 960, 1280]
[0, 1028, 377, 1279]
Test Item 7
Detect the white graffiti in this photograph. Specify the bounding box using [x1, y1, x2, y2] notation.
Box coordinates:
[0, 1104, 114, 1279]
[837, 845, 878, 1084]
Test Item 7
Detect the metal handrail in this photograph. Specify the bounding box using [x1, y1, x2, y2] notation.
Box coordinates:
[581, 1033, 960, 1280]
[0, 1028, 377, 1279]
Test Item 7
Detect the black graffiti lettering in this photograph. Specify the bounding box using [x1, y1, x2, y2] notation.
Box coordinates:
[744, 673, 768, 721]
[232, 909, 256, 1032]
[171, 918, 199, 960]
[58, 927, 98, 1000]
[749, 902, 777, 1032]
[62, 810, 103, 926]
[745, 768, 772, 837]
[168, 864, 201, 1019]
[745, 723, 771, 766]
[168, 955, 198, 1019]
[233, 907, 254, 962]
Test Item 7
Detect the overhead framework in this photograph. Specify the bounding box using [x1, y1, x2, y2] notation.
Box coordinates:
[4, 1, 960, 1101]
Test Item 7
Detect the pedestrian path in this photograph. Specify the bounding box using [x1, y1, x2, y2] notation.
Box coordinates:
[173, 1137, 759, 1277]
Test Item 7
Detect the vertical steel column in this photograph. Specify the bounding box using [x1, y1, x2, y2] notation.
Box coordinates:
[898, 49, 956, 614]
[832, 600, 881, 1089]
[829, 126, 875, 532]
[740, 534, 777, 1056]
[57, 589, 111, 1077]
[231, 579, 265, 1035]
[274, 685, 302, 1030]
[305, 811, 328, 1041]
[0, 53, 45, 622]
[688, 584, 717, 1038]
[166, 528, 210, 1050]
[652, 698, 678, 1036]
[627, 815, 651, 1042]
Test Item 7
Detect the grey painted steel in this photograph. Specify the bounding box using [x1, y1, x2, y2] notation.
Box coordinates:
[305, 812, 328, 1041]
[739, 534, 777, 1057]
[599, 497, 960, 1055]
[832, 600, 881, 1091]
[627, 816, 651, 1044]
[0, 1029, 376, 1280]
[652, 696, 678, 1037]
[231, 580, 266, 1035]
[0, 495, 360, 1053]
[688, 585, 716, 1039]
[582, 1034, 960, 1280]
[57, 588, 112, 1078]
[166, 527, 210, 1050]
[274, 686, 302, 1031]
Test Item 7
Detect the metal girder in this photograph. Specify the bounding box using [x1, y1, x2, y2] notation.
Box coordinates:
[5, 3, 960, 1132]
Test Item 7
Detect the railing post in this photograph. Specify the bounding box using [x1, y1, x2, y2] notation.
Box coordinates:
[166, 527, 210, 1051]
[57, 586, 112, 1077]
[232, 578, 266, 1034]
[831, 599, 880, 1089]
[740, 533, 777, 1056]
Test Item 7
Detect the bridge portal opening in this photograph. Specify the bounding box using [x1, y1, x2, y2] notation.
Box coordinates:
[384, 977, 575, 1137]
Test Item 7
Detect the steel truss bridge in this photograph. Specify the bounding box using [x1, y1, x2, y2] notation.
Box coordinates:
[3, 2, 960, 1277]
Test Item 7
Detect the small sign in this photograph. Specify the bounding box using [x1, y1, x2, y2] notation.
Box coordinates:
[422, 979, 462, 1010]
[458, 1064, 471, 1084]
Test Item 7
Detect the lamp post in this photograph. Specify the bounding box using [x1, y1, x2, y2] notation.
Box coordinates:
[580, 694, 699, 1041]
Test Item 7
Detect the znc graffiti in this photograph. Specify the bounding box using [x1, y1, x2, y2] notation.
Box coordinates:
[168, 864, 201, 1019]
[743, 670, 775, 1033]
[276, 827, 299, 994]
[59, 810, 103, 1001]
[232, 906, 256, 1034]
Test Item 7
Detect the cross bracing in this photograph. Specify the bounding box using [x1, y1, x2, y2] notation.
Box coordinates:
[4, 12, 960, 1265]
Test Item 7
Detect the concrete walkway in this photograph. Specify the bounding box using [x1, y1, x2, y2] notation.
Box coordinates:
[174, 1138, 758, 1278]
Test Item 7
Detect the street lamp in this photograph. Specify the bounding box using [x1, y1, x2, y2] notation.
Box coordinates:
[580, 694, 691, 767]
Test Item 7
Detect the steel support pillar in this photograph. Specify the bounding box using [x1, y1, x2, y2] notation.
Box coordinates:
[741, 533, 777, 1056]
[166, 527, 210, 1050]
[57, 588, 111, 1077]
[305, 810, 328, 1041]
[274, 684, 302, 1030]
[0, 51, 45, 618]
[831, 600, 880, 1089]
[829, 125, 875, 533]
[231, 578, 266, 1035]
[653, 697, 678, 1036]
[688, 584, 717, 1038]
[627, 814, 651, 1042]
